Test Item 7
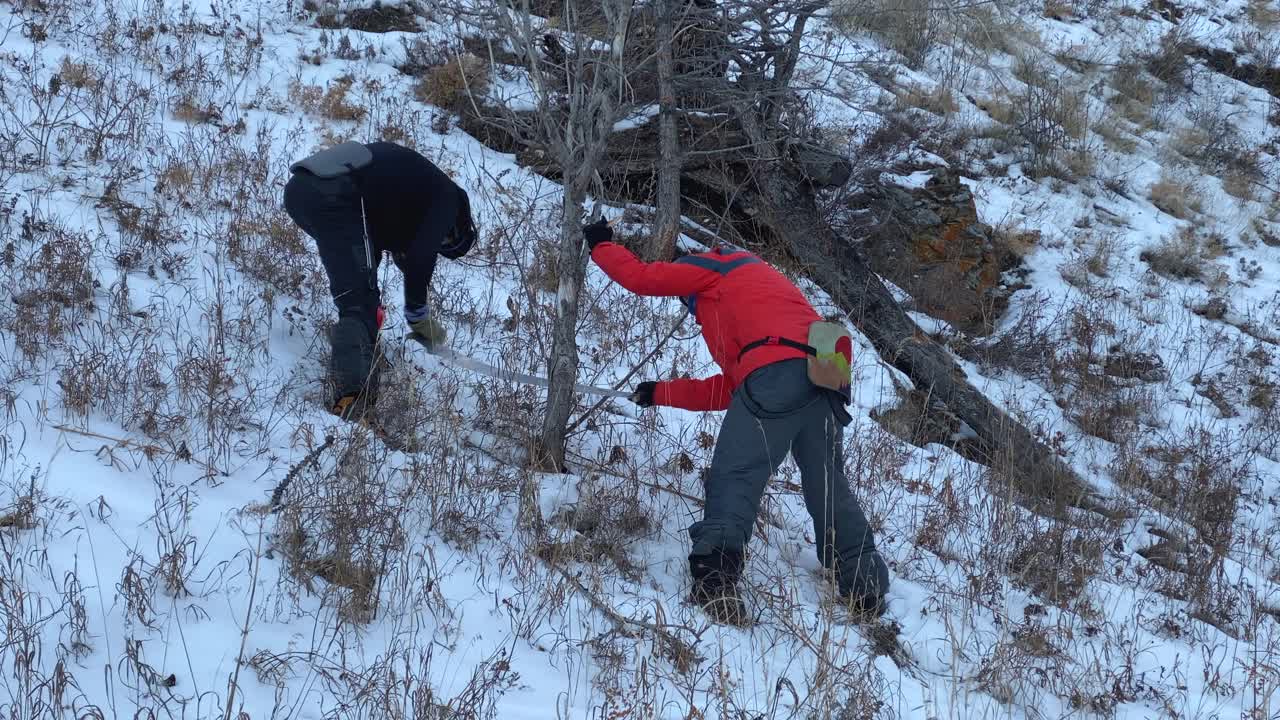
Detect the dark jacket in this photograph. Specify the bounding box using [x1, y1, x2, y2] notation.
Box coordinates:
[590, 242, 821, 411]
[355, 142, 462, 311]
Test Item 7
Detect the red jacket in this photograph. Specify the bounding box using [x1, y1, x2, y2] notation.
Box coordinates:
[591, 242, 821, 411]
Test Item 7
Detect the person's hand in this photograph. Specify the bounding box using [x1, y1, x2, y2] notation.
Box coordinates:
[630, 381, 657, 408]
[405, 305, 447, 351]
[583, 218, 613, 251]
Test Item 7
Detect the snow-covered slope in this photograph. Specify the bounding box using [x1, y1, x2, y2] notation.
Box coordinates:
[0, 0, 1278, 717]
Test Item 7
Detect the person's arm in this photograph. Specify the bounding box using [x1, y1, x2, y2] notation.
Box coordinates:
[394, 241, 438, 315]
[654, 375, 734, 412]
[591, 242, 719, 297]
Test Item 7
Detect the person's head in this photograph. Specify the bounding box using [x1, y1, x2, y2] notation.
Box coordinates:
[440, 187, 477, 259]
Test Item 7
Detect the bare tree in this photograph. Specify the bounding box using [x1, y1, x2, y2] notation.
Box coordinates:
[648, 0, 683, 260]
[457, 1, 637, 474]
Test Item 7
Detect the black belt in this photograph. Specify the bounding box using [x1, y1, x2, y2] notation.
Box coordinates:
[738, 335, 814, 361]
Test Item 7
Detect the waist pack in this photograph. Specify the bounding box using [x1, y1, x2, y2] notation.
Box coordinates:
[289, 141, 373, 179]
[739, 321, 854, 404]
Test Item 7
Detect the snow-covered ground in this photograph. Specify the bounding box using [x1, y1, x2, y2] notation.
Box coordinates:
[0, 0, 1278, 717]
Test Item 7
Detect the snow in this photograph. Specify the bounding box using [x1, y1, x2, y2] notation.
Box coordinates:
[0, 0, 1278, 717]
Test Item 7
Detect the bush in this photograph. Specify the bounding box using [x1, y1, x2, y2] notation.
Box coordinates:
[1147, 172, 1201, 219]
[414, 54, 489, 112]
[831, 0, 939, 68]
[288, 74, 366, 122]
[1145, 25, 1195, 90]
[1139, 227, 1205, 280]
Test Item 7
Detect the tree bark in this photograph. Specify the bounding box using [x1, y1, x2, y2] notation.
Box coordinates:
[534, 0, 634, 473]
[649, 0, 682, 261]
[536, 186, 591, 472]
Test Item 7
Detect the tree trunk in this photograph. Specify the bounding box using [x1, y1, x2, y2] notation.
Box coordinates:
[536, 186, 591, 473]
[649, 0, 682, 261]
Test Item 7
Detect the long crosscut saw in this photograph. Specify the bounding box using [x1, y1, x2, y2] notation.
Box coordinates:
[415, 343, 633, 398]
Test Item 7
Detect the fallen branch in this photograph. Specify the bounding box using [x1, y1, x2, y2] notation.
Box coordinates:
[540, 554, 703, 673]
[53, 424, 225, 478]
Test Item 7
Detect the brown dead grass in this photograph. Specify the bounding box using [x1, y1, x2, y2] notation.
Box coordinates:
[1147, 172, 1200, 219]
[414, 54, 489, 112]
[288, 74, 366, 122]
[1247, 0, 1280, 27]
[895, 83, 959, 115]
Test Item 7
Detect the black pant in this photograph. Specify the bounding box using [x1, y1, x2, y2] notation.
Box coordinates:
[283, 171, 381, 400]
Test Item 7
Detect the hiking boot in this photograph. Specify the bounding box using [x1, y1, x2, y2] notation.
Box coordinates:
[331, 391, 374, 422]
[691, 579, 749, 626]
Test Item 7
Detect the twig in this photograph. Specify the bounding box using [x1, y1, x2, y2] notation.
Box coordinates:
[53, 424, 224, 477]
[224, 518, 266, 719]
[565, 310, 689, 435]
[541, 556, 702, 672]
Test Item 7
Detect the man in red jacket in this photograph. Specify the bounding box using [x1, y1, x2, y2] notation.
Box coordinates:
[584, 220, 889, 625]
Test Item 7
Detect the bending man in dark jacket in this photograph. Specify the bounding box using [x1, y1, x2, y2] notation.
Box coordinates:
[283, 141, 476, 419]
[585, 221, 889, 625]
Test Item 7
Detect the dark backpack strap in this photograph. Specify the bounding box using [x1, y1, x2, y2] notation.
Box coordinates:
[738, 335, 815, 361]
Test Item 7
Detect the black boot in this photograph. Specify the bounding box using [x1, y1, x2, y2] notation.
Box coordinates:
[329, 314, 379, 418]
[689, 549, 749, 626]
[691, 576, 748, 626]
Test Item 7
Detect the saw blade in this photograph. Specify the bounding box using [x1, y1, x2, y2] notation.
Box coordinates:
[422, 344, 633, 399]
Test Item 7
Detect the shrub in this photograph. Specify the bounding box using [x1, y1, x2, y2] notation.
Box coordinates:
[414, 54, 489, 112]
[1139, 227, 1205, 279]
[1145, 25, 1195, 90]
[1247, 0, 1280, 27]
[1147, 172, 1200, 219]
[288, 74, 366, 122]
[830, 0, 939, 68]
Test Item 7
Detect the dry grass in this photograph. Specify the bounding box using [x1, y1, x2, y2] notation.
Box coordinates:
[414, 53, 490, 112]
[288, 74, 366, 122]
[1247, 0, 1280, 27]
[894, 83, 958, 115]
[831, 0, 939, 67]
[1147, 171, 1201, 219]
[4, 0, 1280, 716]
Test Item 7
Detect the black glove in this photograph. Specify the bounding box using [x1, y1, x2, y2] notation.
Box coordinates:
[630, 381, 657, 408]
[583, 218, 613, 251]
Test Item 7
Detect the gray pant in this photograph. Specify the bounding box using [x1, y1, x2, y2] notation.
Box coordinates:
[689, 359, 889, 602]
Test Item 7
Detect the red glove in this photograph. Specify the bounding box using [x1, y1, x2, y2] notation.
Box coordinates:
[376, 305, 386, 330]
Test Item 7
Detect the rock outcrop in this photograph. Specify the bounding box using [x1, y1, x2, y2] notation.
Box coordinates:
[847, 167, 1025, 336]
